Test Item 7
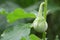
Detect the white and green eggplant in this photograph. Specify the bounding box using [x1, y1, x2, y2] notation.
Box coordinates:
[32, 16, 48, 32]
[32, 2, 48, 32]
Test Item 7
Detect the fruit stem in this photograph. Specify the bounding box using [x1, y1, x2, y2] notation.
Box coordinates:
[38, 2, 44, 17]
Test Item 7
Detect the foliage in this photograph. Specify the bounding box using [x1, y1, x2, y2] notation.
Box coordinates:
[0, 0, 60, 40]
[0, 1, 48, 39]
[0, 23, 31, 40]
[0, 8, 39, 40]
[7, 8, 35, 23]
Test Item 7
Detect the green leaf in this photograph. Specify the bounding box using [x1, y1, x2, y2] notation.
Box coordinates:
[20, 34, 41, 40]
[0, 23, 31, 40]
[21, 36, 30, 40]
[0, 9, 7, 15]
[7, 8, 36, 23]
[29, 34, 41, 40]
[21, 37, 26, 40]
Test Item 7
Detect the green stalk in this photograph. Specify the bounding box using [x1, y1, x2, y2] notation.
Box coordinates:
[43, 32, 46, 40]
[43, 0, 47, 40]
[38, 2, 44, 17]
[44, 0, 47, 19]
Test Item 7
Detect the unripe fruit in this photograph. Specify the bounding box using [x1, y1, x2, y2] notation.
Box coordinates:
[32, 16, 48, 32]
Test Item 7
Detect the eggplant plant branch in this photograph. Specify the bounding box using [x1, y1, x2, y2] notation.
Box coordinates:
[43, 0, 47, 40]
[44, 0, 47, 19]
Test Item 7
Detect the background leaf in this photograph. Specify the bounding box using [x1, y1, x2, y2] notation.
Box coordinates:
[0, 23, 31, 40]
[29, 34, 41, 40]
[7, 8, 36, 23]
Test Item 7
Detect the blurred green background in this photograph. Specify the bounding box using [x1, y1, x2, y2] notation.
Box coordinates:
[0, 0, 60, 40]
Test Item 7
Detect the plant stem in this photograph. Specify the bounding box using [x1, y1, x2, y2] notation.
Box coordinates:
[42, 0, 47, 40]
[44, 0, 47, 19]
[43, 32, 46, 40]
